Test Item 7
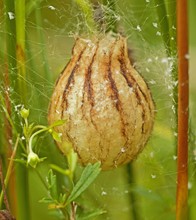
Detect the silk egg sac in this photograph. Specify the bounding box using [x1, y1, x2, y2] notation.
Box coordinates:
[48, 34, 155, 170]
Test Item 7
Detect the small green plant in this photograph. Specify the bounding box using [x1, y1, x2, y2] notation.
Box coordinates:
[40, 163, 104, 219]
[18, 108, 66, 168]
[0, 106, 103, 219]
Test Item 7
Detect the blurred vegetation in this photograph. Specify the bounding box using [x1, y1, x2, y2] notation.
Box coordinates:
[0, 0, 195, 220]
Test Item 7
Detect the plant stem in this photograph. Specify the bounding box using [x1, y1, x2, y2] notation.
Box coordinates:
[74, 0, 97, 34]
[126, 164, 140, 220]
[103, 0, 117, 33]
[176, 0, 189, 219]
[167, 0, 177, 55]
[154, 0, 178, 104]
[0, 94, 16, 134]
[155, 0, 178, 144]
[35, 5, 51, 82]
[15, 0, 27, 103]
[26, 0, 44, 17]
[28, 127, 48, 153]
[0, 64, 15, 213]
[14, 1, 30, 219]
[2, 62, 13, 157]
[154, 0, 171, 56]
[4, 0, 16, 87]
[70, 202, 77, 220]
[0, 160, 10, 212]
[15, 163, 30, 220]
[0, 136, 19, 209]
[166, 0, 178, 131]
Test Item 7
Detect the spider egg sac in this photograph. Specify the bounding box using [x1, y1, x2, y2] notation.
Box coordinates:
[48, 34, 155, 170]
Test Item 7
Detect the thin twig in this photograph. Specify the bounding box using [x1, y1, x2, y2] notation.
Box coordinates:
[70, 202, 77, 220]
[0, 136, 19, 209]
[4, 63, 12, 155]
[0, 158, 16, 219]
[176, 0, 189, 219]
[0, 159, 10, 211]
[126, 164, 140, 220]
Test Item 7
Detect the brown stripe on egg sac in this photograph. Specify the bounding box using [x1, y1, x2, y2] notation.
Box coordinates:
[48, 33, 155, 170]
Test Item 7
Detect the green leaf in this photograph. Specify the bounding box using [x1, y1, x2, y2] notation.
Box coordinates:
[66, 162, 101, 203]
[154, 0, 171, 55]
[28, 123, 35, 134]
[52, 130, 62, 142]
[47, 169, 58, 200]
[26, 0, 44, 17]
[13, 158, 27, 166]
[78, 209, 106, 220]
[67, 149, 78, 174]
[58, 193, 67, 204]
[39, 197, 53, 204]
[49, 120, 66, 128]
[39, 157, 47, 162]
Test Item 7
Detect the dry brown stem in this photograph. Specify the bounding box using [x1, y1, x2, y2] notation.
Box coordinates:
[176, 0, 189, 219]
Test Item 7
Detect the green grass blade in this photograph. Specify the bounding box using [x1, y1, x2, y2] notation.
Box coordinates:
[126, 164, 141, 220]
[102, 0, 117, 33]
[74, 0, 97, 34]
[154, 0, 177, 122]
[154, 0, 171, 56]
[26, 0, 44, 17]
[167, 0, 178, 109]
[35, 5, 51, 82]
[47, 170, 58, 200]
[78, 209, 106, 220]
[14, 1, 30, 220]
[4, 0, 17, 88]
[3, 0, 18, 217]
[167, 0, 177, 55]
[15, 0, 27, 104]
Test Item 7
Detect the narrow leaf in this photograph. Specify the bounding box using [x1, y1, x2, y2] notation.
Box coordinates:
[13, 159, 27, 166]
[47, 169, 58, 200]
[26, 0, 44, 17]
[58, 193, 67, 204]
[39, 197, 53, 204]
[52, 130, 62, 142]
[49, 120, 66, 128]
[67, 162, 101, 203]
[78, 209, 106, 220]
[67, 149, 78, 173]
[154, 0, 171, 55]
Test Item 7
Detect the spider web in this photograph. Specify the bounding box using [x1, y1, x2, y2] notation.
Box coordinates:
[0, 1, 195, 220]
